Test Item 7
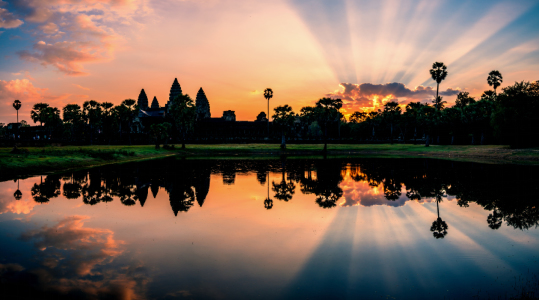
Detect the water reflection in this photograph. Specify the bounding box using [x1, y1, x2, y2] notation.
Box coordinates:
[13, 179, 22, 200]
[1, 216, 148, 299]
[4, 158, 539, 231]
[1, 158, 539, 299]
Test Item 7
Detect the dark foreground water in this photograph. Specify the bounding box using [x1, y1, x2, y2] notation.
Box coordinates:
[1, 158, 538, 300]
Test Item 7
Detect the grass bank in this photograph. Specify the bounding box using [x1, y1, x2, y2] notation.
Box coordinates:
[2, 144, 539, 177]
[0, 145, 178, 178]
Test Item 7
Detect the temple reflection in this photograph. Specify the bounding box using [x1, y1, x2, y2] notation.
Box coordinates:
[6, 158, 539, 230]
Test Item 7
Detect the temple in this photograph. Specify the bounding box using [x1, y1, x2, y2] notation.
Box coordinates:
[136, 77, 272, 139]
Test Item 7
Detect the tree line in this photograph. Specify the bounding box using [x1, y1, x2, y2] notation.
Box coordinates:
[3, 63, 538, 148]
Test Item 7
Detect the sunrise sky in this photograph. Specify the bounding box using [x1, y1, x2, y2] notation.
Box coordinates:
[1, 0, 539, 124]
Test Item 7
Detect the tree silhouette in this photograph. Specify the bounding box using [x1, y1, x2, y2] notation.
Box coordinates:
[31, 103, 49, 126]
[487, 209, 503, 230]
[63, 104, 83, 141]
[315, 97, 343, 152]
[63, 174, 82, 199]
[430, 195, 448, 239]
[272, 105, 295, 149]
[487, 70, 503, 96]
[264, 88, 273, 137]
[430, 62, 448, 111]
[31, 176, 61, 203]
[83, 100, 102, 145]
[12, 100, 21, 123]
[13, 179, 22, 200]
[149, 122, 172, 149]
[264, 171, 273, 210]
[383, 101, 401, 144]
[272, 162, 295, 202]
[170, 94, 196, 149]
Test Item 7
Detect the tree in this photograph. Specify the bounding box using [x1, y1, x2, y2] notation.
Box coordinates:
[430, 195, 448, 239]
[83, 100, 102, 145]
[431, 96, 447, 110]
[382, 101, 402, 144]
[272, 105, 296, 149]
[101, 102, 115, 143]
[418, 105, 437, 147]
[315, 97, 343, 152]
[170, 94, 196, 149]
[491, 81, 539, 147]
[31, 103, 49, 126]
[349, 111, 367, 124]
[442, 107, 462, 145]
[264, 88, 273, 137]
[41, 106, 62, 138]
[120, 99, 138, 145]
[63, 104, 83, 140]
[430, 62, 448, 111]
[12, 100, 21, 123]
[454, 92, 475, 109]
[149, 122, 172, 149]
[12, 100, 22, 148]
[487, 70, 503, 96]
[272, 160, 295, 202]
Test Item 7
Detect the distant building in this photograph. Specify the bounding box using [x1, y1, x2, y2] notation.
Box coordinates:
[136, 77, 272, 139]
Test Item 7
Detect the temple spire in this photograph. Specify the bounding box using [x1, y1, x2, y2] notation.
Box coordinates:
[196, 87, 211, 120]
[169, 78, 182, 103]
[151, 96, 160, 109]
[137, 89, 149, 109]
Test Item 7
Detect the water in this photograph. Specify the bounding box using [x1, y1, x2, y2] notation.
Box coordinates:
[1, 158, 538, 300]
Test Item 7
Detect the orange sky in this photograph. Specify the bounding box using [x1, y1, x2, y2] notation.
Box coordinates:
[1, 0, 539, 124]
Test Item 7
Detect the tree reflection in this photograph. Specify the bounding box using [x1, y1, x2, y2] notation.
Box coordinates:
[430, 195, 448, 239]
[487, 209, 503, 230]
[272, 161, 295, 202]
[31, 175, 61, 203]
[13, 179, 22, 200]
[264, 171, 273, 210]
[12, 158, 538, 231]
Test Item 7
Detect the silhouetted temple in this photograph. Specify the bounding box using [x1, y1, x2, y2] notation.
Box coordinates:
[136, 77, 271, 139]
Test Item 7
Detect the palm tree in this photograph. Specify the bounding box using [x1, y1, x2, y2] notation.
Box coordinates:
[430, 194, 448, 239]
[272, 105, 295, 149]
[170, 94, 196, 149]
[31, 103, 49, 126]
[264, 171, 273, 210]
[487, 70, 503, 96]
[264, 88, 273, 137]
[315, 97, 343, 152]
[430, 62, 448, 111]
[13, 100, 21, 123]
[14, 179, 22, 200]
[12, 100, 22, 148]
[382, 101, 401, 144]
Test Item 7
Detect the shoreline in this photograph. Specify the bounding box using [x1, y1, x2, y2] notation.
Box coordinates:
[2, 144, 539, 179]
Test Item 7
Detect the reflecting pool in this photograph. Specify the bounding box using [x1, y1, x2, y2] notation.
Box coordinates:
[1, 158, 538, 299]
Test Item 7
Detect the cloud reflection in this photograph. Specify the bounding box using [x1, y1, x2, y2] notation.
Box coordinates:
[0, 215, 149, 300]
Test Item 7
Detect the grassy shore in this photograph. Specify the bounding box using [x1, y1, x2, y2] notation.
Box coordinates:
[2, 144, 539, 177]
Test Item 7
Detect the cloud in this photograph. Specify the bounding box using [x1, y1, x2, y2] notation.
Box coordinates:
[8, 0, 150, 75]
[0, 7, 23, 28]
[73, 84, 90, 90]
[327, 82, 461, 112]
[18, 41, 102, 75]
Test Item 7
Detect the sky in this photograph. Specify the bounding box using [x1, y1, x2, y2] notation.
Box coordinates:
[1, 0, 539, 124]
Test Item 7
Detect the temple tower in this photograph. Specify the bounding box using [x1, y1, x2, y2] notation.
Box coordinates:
[151, 96, 160, 109]
[137, 89, 149, 109]
[169, 78, 182, 102]
[195, 87, 211, 120]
